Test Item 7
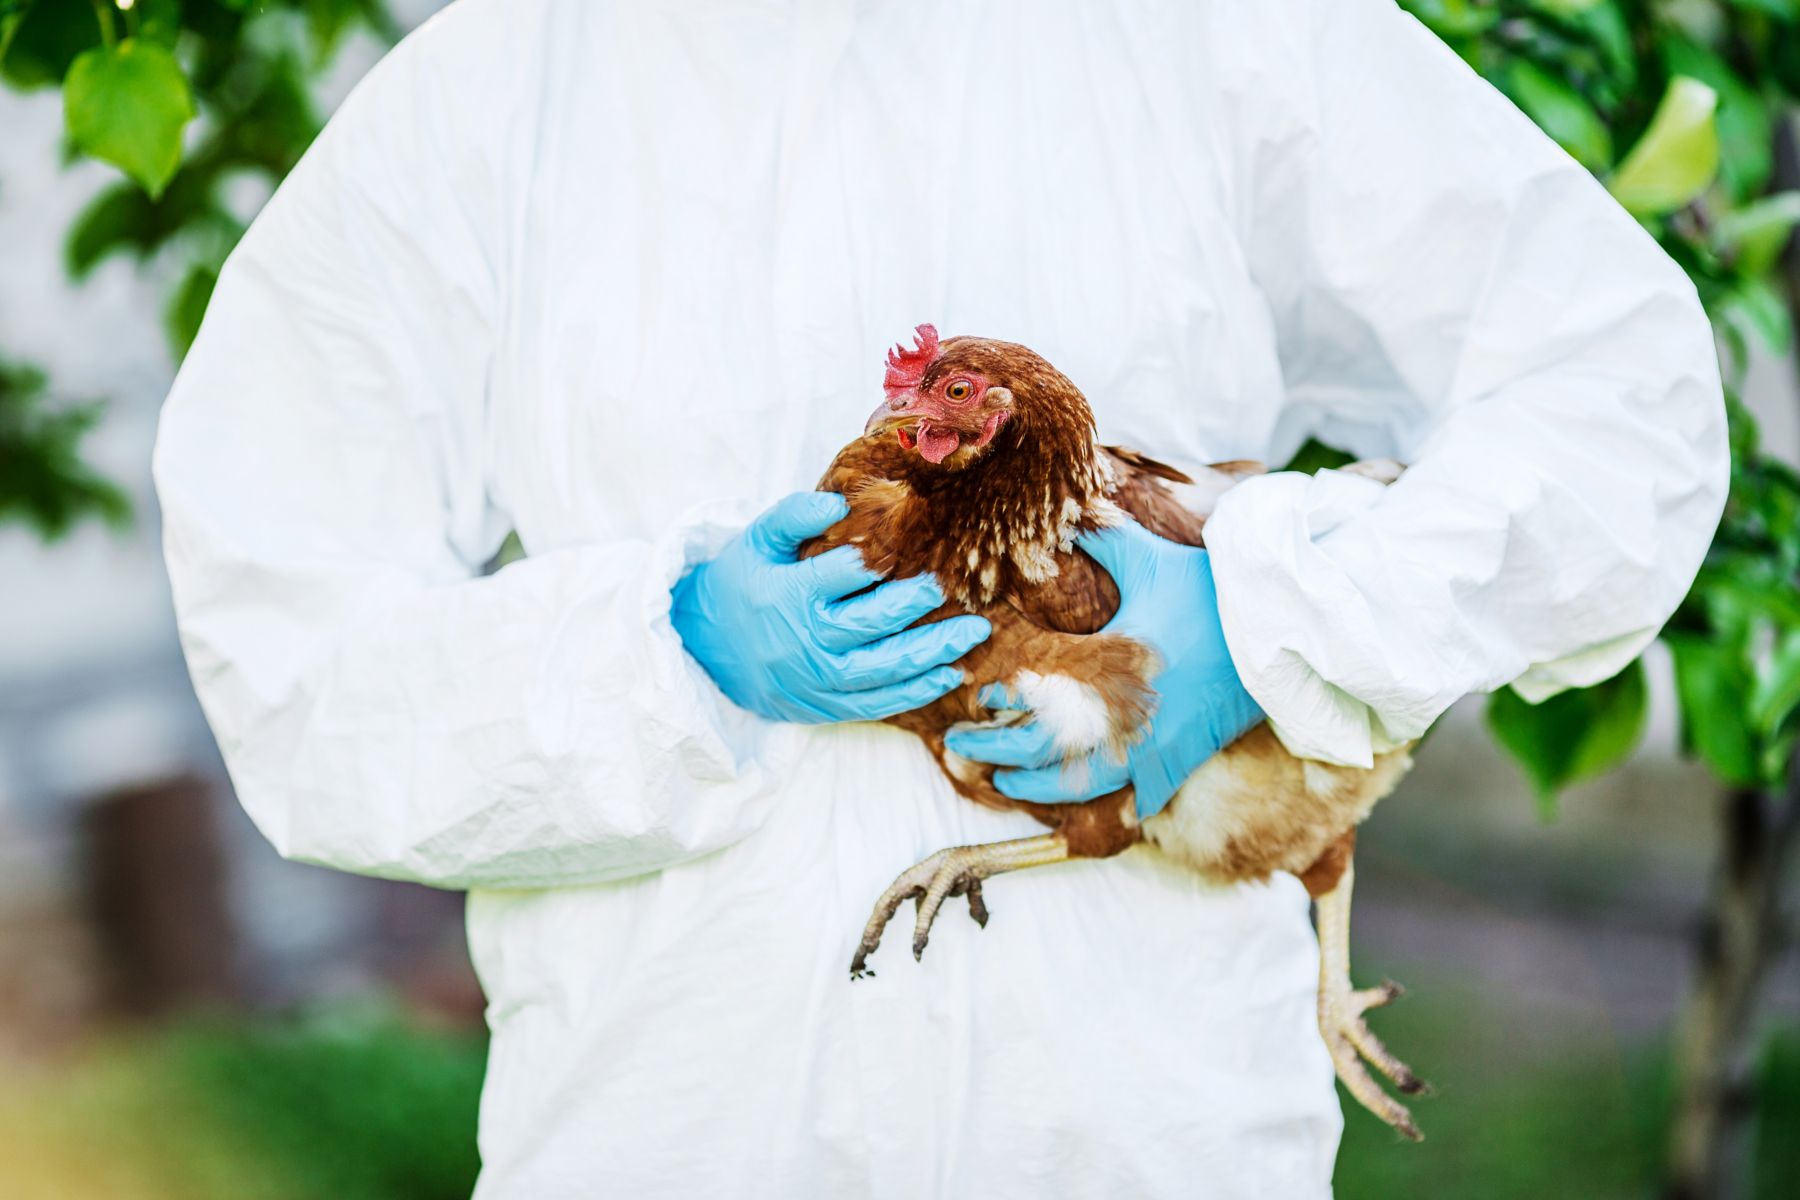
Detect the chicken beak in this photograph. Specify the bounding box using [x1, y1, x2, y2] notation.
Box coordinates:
[865, 396, 917, 436]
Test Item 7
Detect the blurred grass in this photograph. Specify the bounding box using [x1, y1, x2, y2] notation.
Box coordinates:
[1333, 974, 1800, 1200]
[0, 999, 1795, 1198]
[0, 1008, 484, 1200]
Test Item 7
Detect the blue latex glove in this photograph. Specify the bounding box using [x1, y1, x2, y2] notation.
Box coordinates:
[671, 492, 990, 724]
[943, 520, 1262, 818]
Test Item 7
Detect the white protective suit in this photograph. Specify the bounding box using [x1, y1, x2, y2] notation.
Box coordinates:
[154, 0, 1727, 1195]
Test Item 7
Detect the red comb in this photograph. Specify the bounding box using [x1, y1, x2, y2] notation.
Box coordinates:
[884, 324, 940, 395]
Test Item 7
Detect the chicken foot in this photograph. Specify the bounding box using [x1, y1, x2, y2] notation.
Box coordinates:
[849, 834, 1070, 978]
[1316, 854, 1428, 1140]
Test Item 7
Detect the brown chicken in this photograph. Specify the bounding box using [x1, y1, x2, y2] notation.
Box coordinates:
[805, 325, 1426, 1138]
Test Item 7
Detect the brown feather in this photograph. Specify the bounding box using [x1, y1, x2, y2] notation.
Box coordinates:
[806, 334, 1406, 878]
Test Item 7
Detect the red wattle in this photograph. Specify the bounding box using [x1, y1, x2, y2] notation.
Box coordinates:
[917, 423, 961, 464]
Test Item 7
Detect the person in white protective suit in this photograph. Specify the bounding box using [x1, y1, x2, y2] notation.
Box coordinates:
[153, 0, 1728, 1195]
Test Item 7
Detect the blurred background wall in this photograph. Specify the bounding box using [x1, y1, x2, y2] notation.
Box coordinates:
[2, 2, 1798, 1199]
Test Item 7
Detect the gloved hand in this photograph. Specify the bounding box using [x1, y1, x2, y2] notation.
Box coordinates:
[671, 492, 990, 724]
[943, 520, 1262, 818]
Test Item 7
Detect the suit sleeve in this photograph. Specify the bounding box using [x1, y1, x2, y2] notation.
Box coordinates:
[154, 13, 790, 889]
[1199, 0, 1729, 766]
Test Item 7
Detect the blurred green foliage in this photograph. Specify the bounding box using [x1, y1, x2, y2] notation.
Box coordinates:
[2, 0, 396, 355]
[0, 355, 130, 537]
[0, 0, 396, 540]
[1485, 660, 1650, 817]
[1399, 0, 1800, 805]
[1666, 402, 1800, 787]
[167, 1013, 485, 1200]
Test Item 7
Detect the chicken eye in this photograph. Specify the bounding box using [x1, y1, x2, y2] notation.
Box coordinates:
[946, 380, 975, 402]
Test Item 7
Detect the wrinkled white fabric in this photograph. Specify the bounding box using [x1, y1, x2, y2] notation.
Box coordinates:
[154, 0, 1726, 1196]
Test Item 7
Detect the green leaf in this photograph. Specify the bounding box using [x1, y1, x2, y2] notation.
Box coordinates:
[1608, 76, 1720, 217]
[1572, 2, 1636, 87]
[1719, 277, 1792, 355]
[64, 40, 197, 199]
[219, 51, 323, 175]
[1752, 630, 1800, 740]
[1695, 561, 1800, 631]
[0, 0, 100, 89]
[64, 166, 234, 279]
[0, 356, 131, 540]
[1660, 36, 1774, 201]
[1505, 59, 1614, 169]
[1714, 192, 1800, 276]
[1666, 632, 1763, 787]
[1485, 659, 1649, 816]
[1278, 438, 1355, 476]
[486, 530, 527, 573]
[165, 263, 218, 360]
[64, 183, 161, 278]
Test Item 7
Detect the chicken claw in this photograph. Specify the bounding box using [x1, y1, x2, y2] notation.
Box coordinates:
[850, 834, 1069, 978]
[1319, 974, 1426, 1140]
[1315, 857, 1428, 1140]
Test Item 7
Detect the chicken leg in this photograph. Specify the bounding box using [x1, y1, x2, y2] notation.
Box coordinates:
[850, 834, 1071, 978]
[1314, 851, 1428, 1140]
